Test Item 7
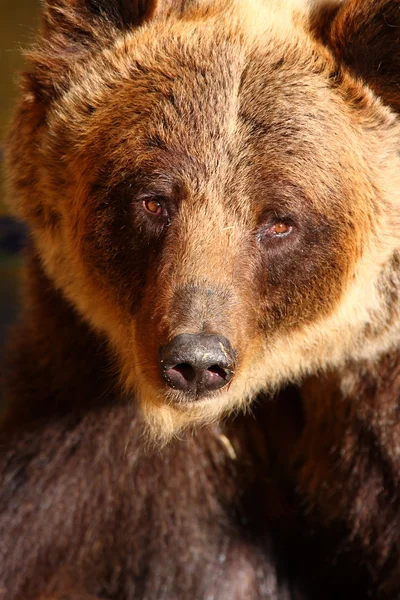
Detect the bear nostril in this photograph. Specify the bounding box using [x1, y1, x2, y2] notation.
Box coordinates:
[200, 364, 232, 391]
[164, 363, 196, 391]
[159, 334, 236, 399]
[171, 363, 196, 381]
[208, 365, 229, 378]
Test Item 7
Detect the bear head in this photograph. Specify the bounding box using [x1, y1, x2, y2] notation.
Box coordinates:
[5, 0, 400, 439]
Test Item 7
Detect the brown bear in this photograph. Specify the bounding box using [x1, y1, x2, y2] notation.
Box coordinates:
[2, 0, 400, 597]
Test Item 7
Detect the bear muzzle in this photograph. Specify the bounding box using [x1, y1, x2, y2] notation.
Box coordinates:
[158, 333, 236, 399]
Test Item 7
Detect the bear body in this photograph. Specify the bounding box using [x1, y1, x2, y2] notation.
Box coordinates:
[0, 263, 369, 599]
[2, 0, 400, 597]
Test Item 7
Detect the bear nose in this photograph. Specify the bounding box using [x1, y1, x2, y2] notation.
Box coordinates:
[159, 334, 236, 398]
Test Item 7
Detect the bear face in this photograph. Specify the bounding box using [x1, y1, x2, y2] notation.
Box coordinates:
[5, 0, 400, 439]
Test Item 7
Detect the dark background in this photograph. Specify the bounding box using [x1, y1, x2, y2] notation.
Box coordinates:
[0, 0, 39, 350]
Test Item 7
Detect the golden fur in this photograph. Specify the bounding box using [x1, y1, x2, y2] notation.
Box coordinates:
[7, 0, 400, 440]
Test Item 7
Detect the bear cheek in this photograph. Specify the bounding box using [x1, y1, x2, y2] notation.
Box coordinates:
[257, 217, 356, 335]
[58, 198, 151, 359]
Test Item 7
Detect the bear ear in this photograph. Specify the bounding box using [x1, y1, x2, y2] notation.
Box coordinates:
[27, 0, 184, 100]
[41, 0, 182, 38]
[313, 0, 400, 112]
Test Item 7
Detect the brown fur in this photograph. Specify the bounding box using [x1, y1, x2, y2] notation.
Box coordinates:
[2, 0, 400, 597]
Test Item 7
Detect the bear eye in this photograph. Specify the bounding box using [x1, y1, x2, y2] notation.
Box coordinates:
[256, 217, 295, 246]
[142, 197, 168, 219]
[264, 220, 293, 238]
[143, 198, 162, 215]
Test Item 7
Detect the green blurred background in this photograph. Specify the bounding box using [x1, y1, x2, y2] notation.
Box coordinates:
[1, 0, 39, 209]
[0, 0, 39, 349]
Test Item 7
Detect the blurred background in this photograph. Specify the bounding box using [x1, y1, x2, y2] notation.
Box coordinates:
[0, 0, 39, 351]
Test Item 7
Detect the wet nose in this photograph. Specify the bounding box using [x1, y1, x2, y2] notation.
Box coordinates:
[159, 333, 236, 398]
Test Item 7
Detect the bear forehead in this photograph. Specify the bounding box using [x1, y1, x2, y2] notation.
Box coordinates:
[59, 12, 334, 141]
[74, 58, 331, 140]
[48, 13, 369, 223]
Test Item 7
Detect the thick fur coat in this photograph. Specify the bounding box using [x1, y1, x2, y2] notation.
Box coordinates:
[2, 0, 400, 597]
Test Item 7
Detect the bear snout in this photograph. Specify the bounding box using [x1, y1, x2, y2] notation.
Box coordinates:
[158, 333, 236, 399]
